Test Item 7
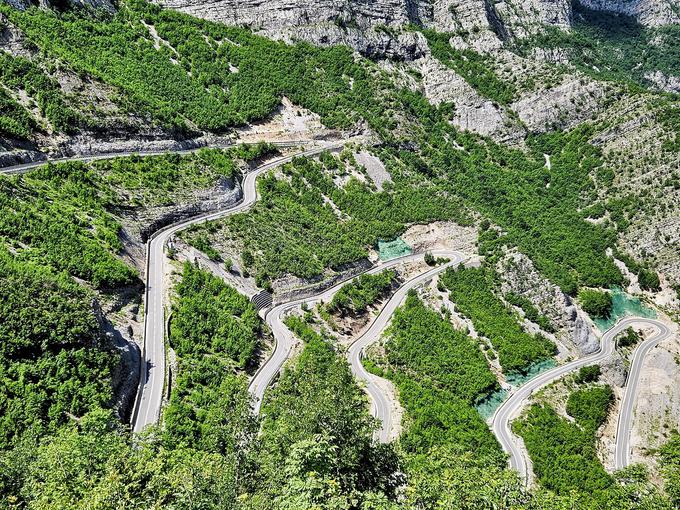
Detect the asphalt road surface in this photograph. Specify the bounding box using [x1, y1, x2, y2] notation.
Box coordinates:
[614, 319, 672, 470]
[131, 142, 343, 433]
[249, 250, 465, 434]
[0, 140, 308, 175]
[492, 316, 671, 482]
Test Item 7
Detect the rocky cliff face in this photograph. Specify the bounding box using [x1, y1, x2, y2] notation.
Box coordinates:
[153, 0, 678, 59]
[153, 0, 577, 58]
[578, 0, 680, 26]
[497, 249, 600, 357]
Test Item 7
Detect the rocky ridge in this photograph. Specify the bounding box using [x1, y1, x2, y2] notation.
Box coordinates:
[496, 249, 601, 357]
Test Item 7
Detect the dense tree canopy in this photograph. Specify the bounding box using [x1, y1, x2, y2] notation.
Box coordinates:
[441, 265, 556, 372]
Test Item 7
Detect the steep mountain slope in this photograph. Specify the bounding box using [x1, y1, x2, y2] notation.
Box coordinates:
[0, 0, 678, 507]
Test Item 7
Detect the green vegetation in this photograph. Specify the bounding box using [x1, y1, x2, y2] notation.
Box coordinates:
[445, 127, 624, 294]
[616, 327, 642, 348]
[258, 315, 400, 507]
[566, 386, 613, 431]
[513, 384, 664, 508]
[0, 250, 116, 448]
[578, 288, 612, 318]
[381, 293, 502, 460]
[326, 270, 396, 316]
[515, 403, 613, 495]
[165, 263, 258, 455]
[0, 52, 79, 134]
[170, 262, 260, 369]
[0, 408, 259, 508]
[1, 0, 369, 132]
[99, 149, 236, 206]
[0, 87, 34, 139]
[660, 434, 680, 507]
[505, 291, 556, 333]
[441, 266, 556, 372]
[519, 1, 680, 87]
[575, 364, 601, 384]
[423, 29, 516, 105]
[0, 146, 267, 450]
[1, 2, 675, 507]
[0, 162, 137, 289]
[184, 152, 465, 283]
[613, 248, 661, 292]
[4, 1, 626, 296]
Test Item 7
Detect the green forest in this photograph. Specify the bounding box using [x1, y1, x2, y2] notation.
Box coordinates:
[0, 0, 678, 507]
[511, 384, 672, 509]
[441, 265, 556, 372]
[0, 146, 271, 460]
[326, 270, 397, 316]
[377, 293, 504, 463]
[3, 0, 632, 297]
[519, 1, 680, 87]
[182, 152, 465, 283]
[515, 402, 614, 495]
[578, 288, 613, 318]
[0, 249, 116, 448]
[0, 50, 80, 139]
[170, 262, 260, 369]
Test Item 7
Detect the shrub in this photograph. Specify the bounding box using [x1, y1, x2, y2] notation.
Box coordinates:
[578, 289, 612, 318]
[575, 365, 601, 384]
[566, 386, 613, 431]
[616, 327, 641, 348]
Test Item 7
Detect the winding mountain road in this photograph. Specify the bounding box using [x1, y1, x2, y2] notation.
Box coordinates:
[250, 250, 465, 427]
[5, 145, 672, 470]
[614, 319, 672, 470]
[491, 316, 671, 481]
[131, 142, 344, 433]
[0, 141, 308, 176]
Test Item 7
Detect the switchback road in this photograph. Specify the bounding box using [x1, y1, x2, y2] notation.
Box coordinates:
[249, 250, 465, 443]
[491, 316, 671, 481]
[131, 142, 343, 433]
[614, 319, 672, 469]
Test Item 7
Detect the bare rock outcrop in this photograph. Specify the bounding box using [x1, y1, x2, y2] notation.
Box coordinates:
[510, 77, 609, 133]
[578, 0, 680, 27]
[600, 349, 627, 387]
[644, 70, 680, 94]
[415, 56, 525, 143]
[152, 0, 572, 57]
[497, 249, 600, 356]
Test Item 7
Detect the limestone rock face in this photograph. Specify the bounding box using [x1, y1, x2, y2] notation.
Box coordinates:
[495, 0, 573, 38]
[600, 349, 627, 387]
[152, 0, 572, 57]
[270, 23, 429, 61]
[510, 77, 608, 134]
[645, 70, 680, 93]
[578, 0, 680, 27]
[416, 56, 525, 143]
[157, 0, 411, 31]
[497, 250, 600, 356]
[151, 0, 678, 57]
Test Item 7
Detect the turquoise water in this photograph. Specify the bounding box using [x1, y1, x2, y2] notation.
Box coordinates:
[475, 359, 557, 419]
[505, 358, 557, 387]
[475, 388, 508, 420]
[378, 237, 412, 261]
[593, 287, 656, 331]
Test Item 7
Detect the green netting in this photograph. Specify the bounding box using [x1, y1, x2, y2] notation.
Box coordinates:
[593, 287, 656, 332]
[506, 358, 557, 387]
[475, 388, 508, 420]
[377, 237, 412, 261]
[475, 359, 557, 419]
